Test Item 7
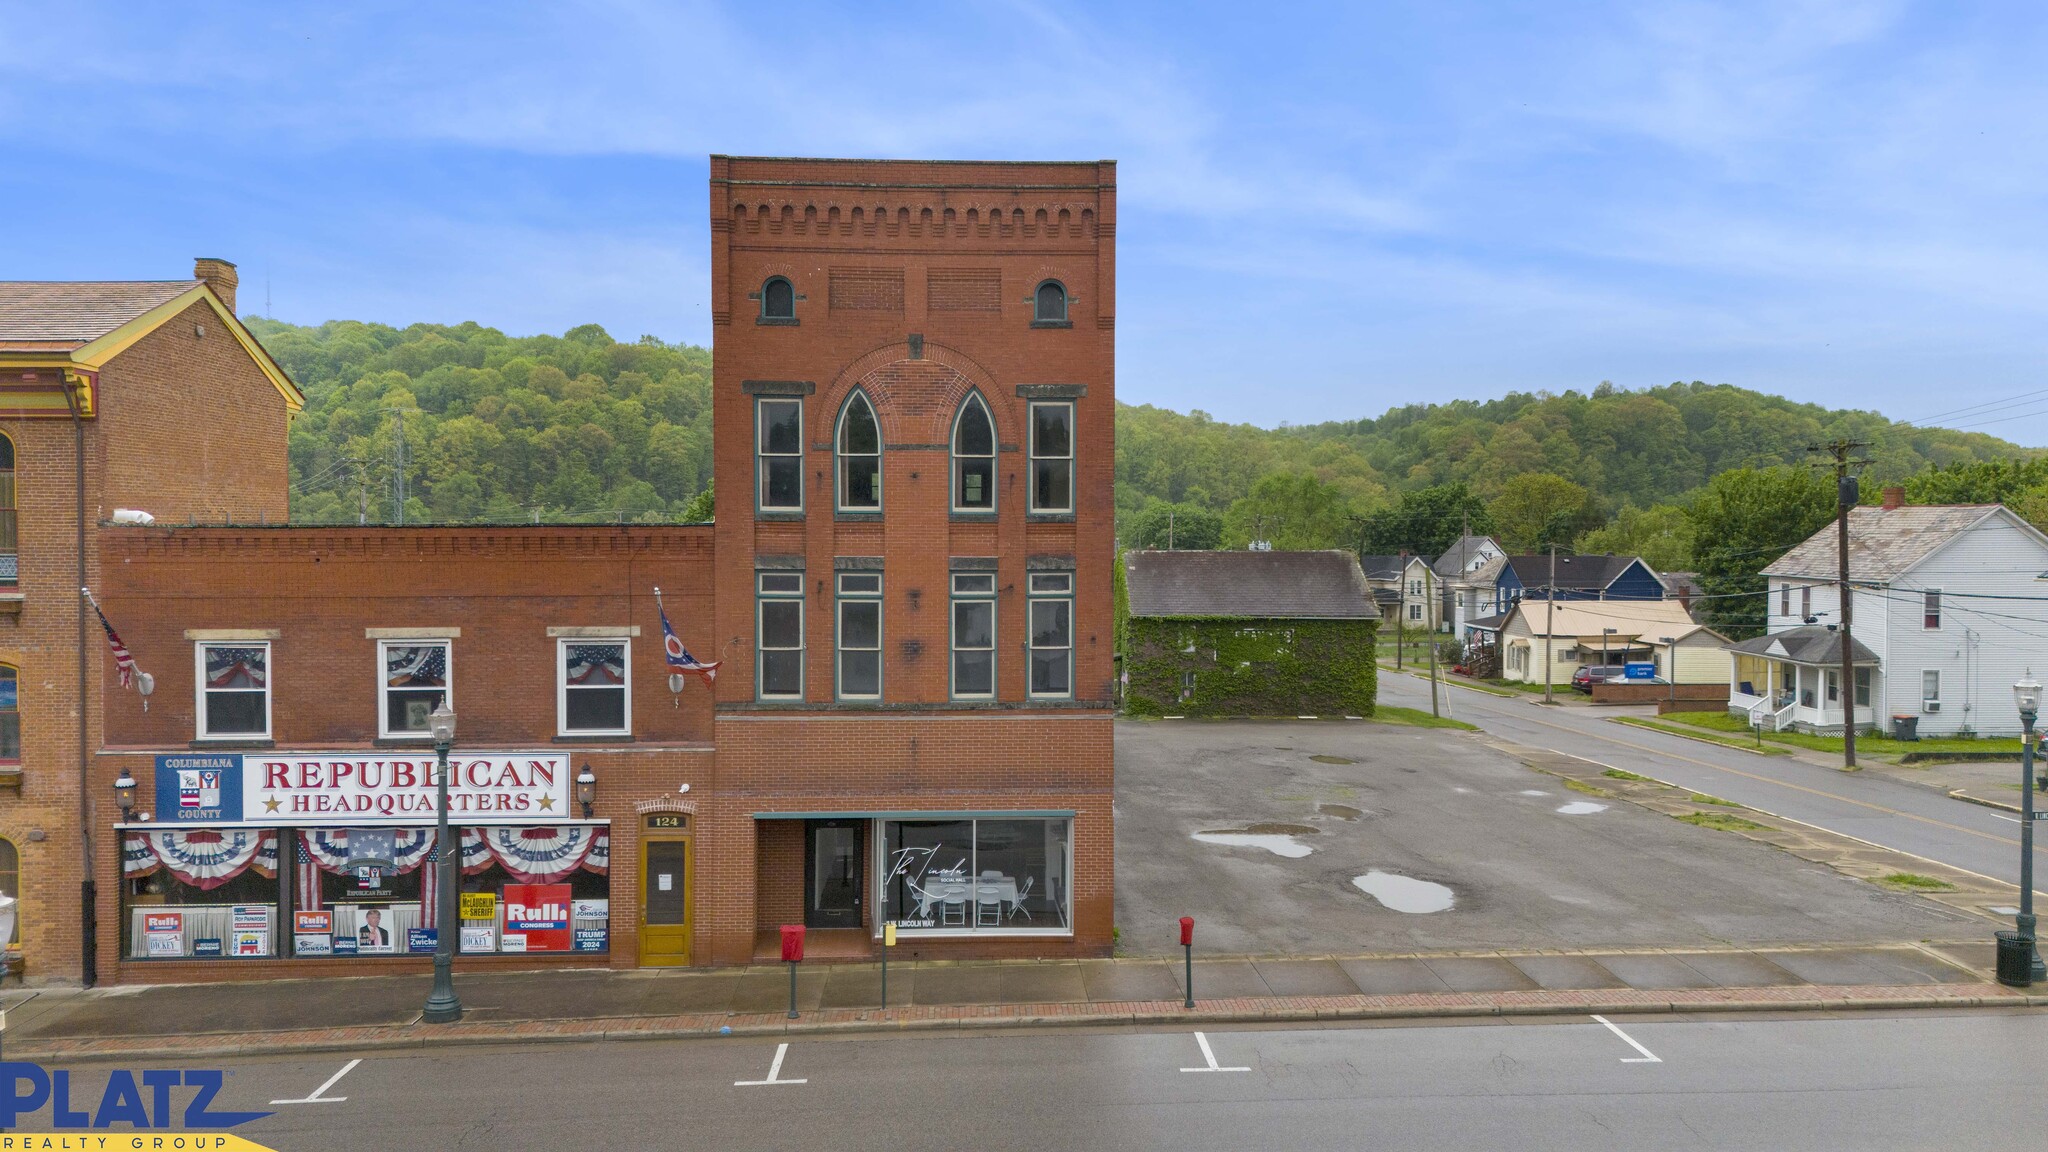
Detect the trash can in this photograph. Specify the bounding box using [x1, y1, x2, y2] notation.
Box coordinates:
[1891, 715, 1919, 741]
[1995, 930, 2033, 987]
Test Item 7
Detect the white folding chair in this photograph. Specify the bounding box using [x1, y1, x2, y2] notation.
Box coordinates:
[975, 884, 1003, 927]
[1008, 875, 1035, 921]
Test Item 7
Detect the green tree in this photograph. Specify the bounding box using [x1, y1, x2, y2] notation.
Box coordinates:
[1123, 502, 1224, 550]
[1222, 471, 1353, 550]
[1356, 482, 1495, 557]
[680, 481, 715, 522]
[1487, 473, 1600, 552]
[1689, 466, 1836, 639]
[1574, 503, 1695, 571]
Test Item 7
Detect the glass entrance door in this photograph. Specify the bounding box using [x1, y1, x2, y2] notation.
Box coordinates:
[638, 837, 690, 966]
[805, 820, 862, 928]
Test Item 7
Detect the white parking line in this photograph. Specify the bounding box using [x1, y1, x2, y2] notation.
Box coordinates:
[735, 1042, 808, 1086]
[1591, 1015, 1662, 1064]
[270, 1058, 361, 1104]
[1180, 1031, 1250, 1073]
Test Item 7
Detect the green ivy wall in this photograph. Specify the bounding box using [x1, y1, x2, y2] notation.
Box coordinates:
[1122, 616, 1378, 717]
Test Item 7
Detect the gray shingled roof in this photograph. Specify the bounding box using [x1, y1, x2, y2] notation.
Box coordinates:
[1125, 550, 1380, 619]
[1503, 553, 1641, 591]
[1760, 505, 2008, 581]
[0, 281, 200, 348]
[1432, 535, 1502, 579]
[1725, 624, 1879, 666]
[1356, 554, 1415, 581]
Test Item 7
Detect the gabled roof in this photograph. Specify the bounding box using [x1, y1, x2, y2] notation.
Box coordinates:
[1499, 598, 1697, 640]
[1502, 553, 1650, 592]
[0, 281, 202, 349]
[1357, 553, 1429, 582]
[1431, 535, 1503, 579]
[1125, 550, 1380, 620]
[1725, 624, 1879, 666]
[0, 277, 303, 413]
[1760, 504, 2024, 581]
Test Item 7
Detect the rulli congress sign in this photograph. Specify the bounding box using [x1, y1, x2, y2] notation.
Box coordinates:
[153, 752, 574, 824]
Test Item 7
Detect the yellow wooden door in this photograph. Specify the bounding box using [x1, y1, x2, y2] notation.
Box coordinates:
[638, 836, 692, 966]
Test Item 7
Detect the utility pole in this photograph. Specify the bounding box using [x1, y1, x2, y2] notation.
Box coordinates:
[1425, 564, 1441, 717]
[1814, 439, 1871, 770]
[1395, 551, 1407, 670]
[1543, 545, 1557, 705]
[1167, 509, 1175, 550]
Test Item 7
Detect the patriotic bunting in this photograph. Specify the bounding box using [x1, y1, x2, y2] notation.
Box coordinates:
[128, 829, 275, 890]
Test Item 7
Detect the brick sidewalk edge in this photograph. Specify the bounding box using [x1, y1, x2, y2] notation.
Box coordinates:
[16, 981, 2046, 1063]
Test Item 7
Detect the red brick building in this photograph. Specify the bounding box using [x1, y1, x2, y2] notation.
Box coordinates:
[55, 157, 1116, 984]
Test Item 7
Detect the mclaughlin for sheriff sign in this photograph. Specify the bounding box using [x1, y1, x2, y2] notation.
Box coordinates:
[154, 753, 573, 824]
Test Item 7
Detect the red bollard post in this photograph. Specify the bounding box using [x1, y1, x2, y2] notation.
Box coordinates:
[1180, 916, 1195, 1009]
[780, 924, 806, 1019]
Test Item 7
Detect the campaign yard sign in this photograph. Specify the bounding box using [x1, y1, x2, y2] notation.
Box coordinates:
[143, 912, 182, 957]
[294, 910, 334, 956]
[232, 930, 268, 957]
[503, 883, 573, 952]
[407, 928, 438, 953]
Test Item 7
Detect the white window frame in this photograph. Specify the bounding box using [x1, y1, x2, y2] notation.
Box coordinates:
[874, 815, 1074, 938]
[1027, 571, 1074, 699]
[1027, 401, 1074, 514]
[377, 639, 453, 740]
[557, 637, 632, 737]
[951, 394, 997, 513]
[195, 640, 272, 741]
[1923, 589, 1941, 630]
[1780, 583, 1791, 616]
[1801, 585, 1812, 619]
[757, 397, 804, 513]
[835, 572, 883, 701]
[835, 392, 881, 513]
[951, 572, 997, 700]
[1922, 669, 1941, 711]
[757, 572, 805, 700]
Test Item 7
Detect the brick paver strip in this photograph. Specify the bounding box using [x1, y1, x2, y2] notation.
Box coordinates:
[15, 982, 2044, 1063]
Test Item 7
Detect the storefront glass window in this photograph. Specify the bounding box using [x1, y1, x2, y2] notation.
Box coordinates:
[123, 829, 280, 959]
[879, 817, 1071, 935]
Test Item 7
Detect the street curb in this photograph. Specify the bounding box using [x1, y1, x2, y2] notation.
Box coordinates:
[1608, 716, 1788, 756]
[14, 985, 2045, 1064]
[1946, 787, 2043, 816]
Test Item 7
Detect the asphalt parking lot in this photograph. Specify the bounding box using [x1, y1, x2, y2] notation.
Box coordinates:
[1113, 719, 1975, 958]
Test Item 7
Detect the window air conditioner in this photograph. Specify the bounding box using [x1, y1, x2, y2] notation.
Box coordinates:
[1922, 701, 1941, 712]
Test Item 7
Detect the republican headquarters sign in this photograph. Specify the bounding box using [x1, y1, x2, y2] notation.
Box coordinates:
[154, 752, 575, 825]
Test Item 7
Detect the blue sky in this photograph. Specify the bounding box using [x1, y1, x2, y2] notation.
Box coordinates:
[5, 1, 2047, 441]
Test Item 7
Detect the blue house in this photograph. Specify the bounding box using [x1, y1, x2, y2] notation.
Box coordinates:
[1496, 554, 1665, 608]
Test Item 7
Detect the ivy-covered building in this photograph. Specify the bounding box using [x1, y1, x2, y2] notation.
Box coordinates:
[1120, 550, 1380, 717]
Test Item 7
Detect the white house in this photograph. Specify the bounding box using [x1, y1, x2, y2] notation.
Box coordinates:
[1728, 490, 2048, 737]
[1361, 553, 1441, 633]
[1431, 534, 1507, 639]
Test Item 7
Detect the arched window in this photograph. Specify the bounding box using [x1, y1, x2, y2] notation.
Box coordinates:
[0, 837, 16, 948]
[1033, 280, 1068, 324]
[0, 434, 15, 587]
[0, 666, 16, 763]
[761, 276, 796, 321]
[952, 394, 996, 512]
[836, 392, 881, 511]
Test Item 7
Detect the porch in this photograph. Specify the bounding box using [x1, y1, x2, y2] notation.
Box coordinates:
[1727, 629, 1881, 736]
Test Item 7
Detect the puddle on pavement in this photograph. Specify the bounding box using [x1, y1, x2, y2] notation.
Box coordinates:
[1451, 786, 1474, 794]
[1351, 871, 1455, 913]
[1519, 789, 1549, 797]
[1555, 801, 1608, 815]
[1193, 828, 1316, 858]
[1316, 804, 1363, 820]
[1309, 754, 1357, 765]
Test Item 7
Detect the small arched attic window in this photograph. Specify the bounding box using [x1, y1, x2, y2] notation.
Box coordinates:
[761, 276, 796, 322]
[1032, 280, 1068, 325]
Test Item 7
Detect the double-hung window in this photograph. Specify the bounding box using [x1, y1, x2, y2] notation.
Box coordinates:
[379, 640, 450, 738]
[0, 666, 15, 761]
[1028, 572, 1073, 698]
[1923, 590, 1941, 629]
[836, 573, 882, 700]
[757, 398, 804, 512]
[1801, 585, 1812, 619]
[952, 396, 996, 512]
[1028, 402, 1073, 513]
[559, 639, 630, 735]
[1922, 669, 1941, 711]
[758, 572, 805, 699]
[951, 573, 997, 699]
[198, 642, 271, 739]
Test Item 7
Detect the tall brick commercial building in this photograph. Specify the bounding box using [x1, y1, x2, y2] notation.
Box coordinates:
[19, 157, 1116, 985]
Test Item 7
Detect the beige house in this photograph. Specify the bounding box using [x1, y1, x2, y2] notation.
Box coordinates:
[1498, 599, 1704, 688]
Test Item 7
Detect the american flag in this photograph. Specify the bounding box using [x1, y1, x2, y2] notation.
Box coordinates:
[91, 599, 136, 689]
[419, 842, 439, 930]
[296, 835, 323, 912]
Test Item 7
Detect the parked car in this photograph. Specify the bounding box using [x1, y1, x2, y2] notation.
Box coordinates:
[1571, 665, 1626, 693]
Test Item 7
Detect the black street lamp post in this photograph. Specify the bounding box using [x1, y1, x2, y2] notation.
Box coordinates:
[2010, 676, 2045, 985]
[423, 703, 463, 1023]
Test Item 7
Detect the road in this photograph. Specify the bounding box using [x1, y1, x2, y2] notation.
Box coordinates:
[23, 1011, 2044, 1150]
[1380, 669, 2048, 894]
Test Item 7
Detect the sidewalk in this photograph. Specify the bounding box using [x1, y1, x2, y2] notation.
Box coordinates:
[5, 941, 2038, 1062]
